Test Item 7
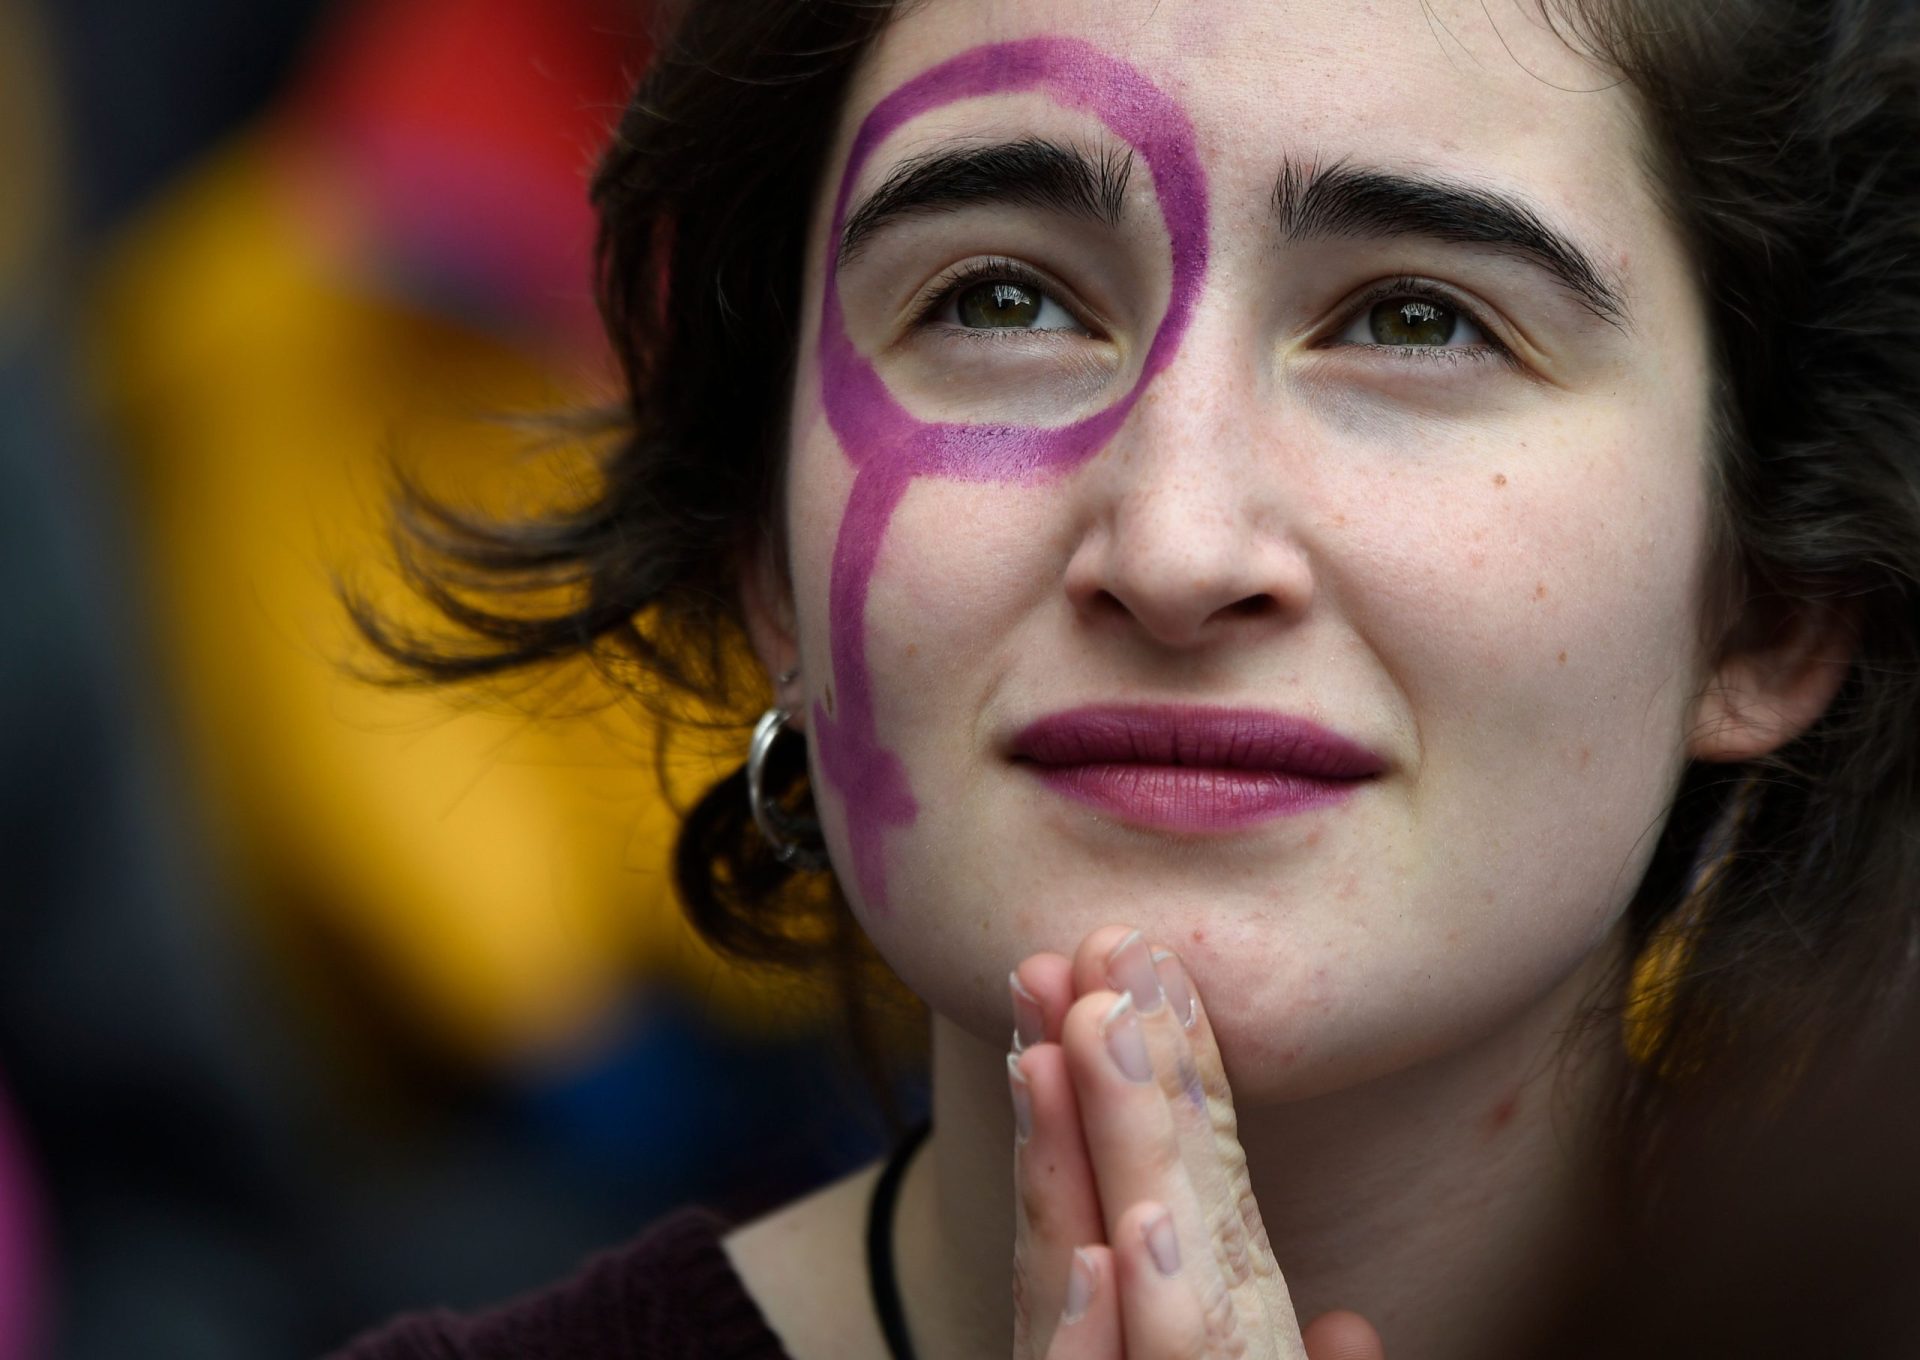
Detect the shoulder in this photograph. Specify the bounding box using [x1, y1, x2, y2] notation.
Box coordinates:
[327, 1208, 791, 1360]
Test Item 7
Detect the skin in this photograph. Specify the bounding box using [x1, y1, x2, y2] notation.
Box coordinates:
[810, 35, 1210, 915]
[731, 0, 1851, 1356]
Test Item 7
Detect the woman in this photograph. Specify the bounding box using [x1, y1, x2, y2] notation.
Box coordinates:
[341, 0, 1920, 1355]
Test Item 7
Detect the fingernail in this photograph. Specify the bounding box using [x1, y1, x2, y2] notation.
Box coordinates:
[1102, 992, 1152, 1083]
[1151, 949, 1196, 1031]
[1007, 1051, 1032, 1143]
[1105, 930, 1163, 1015]
[1143, 1208, 1181, 1277]
[1061, 1247, 1095, 1324]
[1010, 971, 1045, 1051]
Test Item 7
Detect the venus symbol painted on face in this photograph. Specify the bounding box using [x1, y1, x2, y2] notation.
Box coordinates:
[811, 37, 1210, 913]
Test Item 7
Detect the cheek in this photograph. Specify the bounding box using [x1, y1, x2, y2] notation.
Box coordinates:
[1180, 443, 1715, 1093]
[1344, 439, 1709, 746]
[782, 405, 1059, 849]
[789, 462, 1066, 987]
[846, 476, 1063, 745]
[1336, 438, 1711, 932]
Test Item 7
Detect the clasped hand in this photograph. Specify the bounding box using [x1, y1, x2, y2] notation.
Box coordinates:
[1007, 926, 1383, 1360]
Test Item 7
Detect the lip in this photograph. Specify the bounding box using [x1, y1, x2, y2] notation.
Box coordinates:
[1008, 704, 1385, 833]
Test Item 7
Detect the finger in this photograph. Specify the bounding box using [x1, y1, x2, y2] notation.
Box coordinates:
[1069, 929, 1221, 1125]
[1150, 946, 1197, 1033]
[1041, 1245, 1120, 1360]
[1062, 983, 1194, 1243]
[1075, 929, 1221, 1098]
[1111, 1199, 1304, 1360]
[1115, 939, 1226, 1106]
[1069, 925, 1142, 998]
[1012, 952, 1077, 1049]
[1065, 950, 1299, 1347]
[1302, 1310, 1386, 1360]
[1013, 1042, 1107, 1357]
[1120, 936, 1278, 1296]
[1149, 948, 1228, 1109]
[1079, 935, 1269, 1274]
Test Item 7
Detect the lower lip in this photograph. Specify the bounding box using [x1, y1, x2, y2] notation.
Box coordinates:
[1025, 763, 1367, 832]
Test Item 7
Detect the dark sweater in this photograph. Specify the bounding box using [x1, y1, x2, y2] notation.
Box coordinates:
[328, 1209, 794, 1359]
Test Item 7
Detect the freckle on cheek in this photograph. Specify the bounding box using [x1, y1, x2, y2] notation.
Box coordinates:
[1557, 651, 1568, 666]
[1534, 583, 1548, 600]
[1492, 472, 1508, 488]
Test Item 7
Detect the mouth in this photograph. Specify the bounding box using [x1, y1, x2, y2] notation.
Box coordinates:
[1007, 703, 1385, 833]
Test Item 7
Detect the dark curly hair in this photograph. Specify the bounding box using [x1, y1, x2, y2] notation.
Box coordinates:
[352, 0, 1920, 1162]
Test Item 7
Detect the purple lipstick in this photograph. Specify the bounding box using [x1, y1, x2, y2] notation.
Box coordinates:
[1009, 705, 1384, 833]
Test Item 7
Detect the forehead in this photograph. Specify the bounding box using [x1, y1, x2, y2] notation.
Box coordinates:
[838, 0, 1653, 254]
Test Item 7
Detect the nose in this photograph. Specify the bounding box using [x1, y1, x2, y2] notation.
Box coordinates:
[1062, 366, 1314, 650]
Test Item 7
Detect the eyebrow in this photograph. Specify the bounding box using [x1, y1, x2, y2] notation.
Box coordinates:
[837, 138, 1136, 265]
[1274, 160, 1628, 326]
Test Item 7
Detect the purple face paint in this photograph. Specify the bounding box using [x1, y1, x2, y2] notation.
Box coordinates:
[812, 37, 1210, 912]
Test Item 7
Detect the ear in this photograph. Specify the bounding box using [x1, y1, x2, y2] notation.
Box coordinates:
[1688, 602, 1856, 763]
[738, 536, 806, 724]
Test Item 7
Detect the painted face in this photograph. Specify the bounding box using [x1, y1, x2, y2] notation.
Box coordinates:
[775, 0, 1717, 1098]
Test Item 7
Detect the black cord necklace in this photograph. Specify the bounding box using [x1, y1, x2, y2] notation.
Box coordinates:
[865, 1119, 932, 1360]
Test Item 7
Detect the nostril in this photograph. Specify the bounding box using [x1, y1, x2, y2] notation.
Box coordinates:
[1082, 587, 1285, 636]
[1222, 594, 1280, 620]
[1091, 588, 1131, 619]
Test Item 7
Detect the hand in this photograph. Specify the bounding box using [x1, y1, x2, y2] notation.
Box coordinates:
[1008, 925, 1384, 1360]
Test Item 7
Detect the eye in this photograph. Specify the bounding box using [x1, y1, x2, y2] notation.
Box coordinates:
[919, 260, 1089, 334]
[1321, 280, 1517, 370]
[952, 279, 1075, 329]
[1335, 293, 1490, 348]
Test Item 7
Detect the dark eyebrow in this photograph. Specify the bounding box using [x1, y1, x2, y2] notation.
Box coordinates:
[837, 138, 1135, 266]
[1274, 160, 1628, 327]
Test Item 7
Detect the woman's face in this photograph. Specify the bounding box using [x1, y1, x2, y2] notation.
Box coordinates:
[767, 0, 1719, 1098]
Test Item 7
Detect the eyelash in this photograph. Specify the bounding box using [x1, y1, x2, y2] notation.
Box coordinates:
[909, 261, 1517, 370]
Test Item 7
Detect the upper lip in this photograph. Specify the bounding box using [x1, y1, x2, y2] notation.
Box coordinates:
[1008, 704, 1386, 779]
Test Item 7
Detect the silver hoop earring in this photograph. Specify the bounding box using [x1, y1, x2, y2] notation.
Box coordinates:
[747, 707, 830, 870]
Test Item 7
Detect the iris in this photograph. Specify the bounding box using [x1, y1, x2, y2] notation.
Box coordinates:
[1370, 297, 1457, 345]
[957, 279, 1044, 328]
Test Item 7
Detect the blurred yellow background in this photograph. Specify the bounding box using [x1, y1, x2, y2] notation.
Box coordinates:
[1, 1, 909, 1355]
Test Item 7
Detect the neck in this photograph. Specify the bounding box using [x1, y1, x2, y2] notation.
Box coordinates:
[893, 959, 1622, 1360]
